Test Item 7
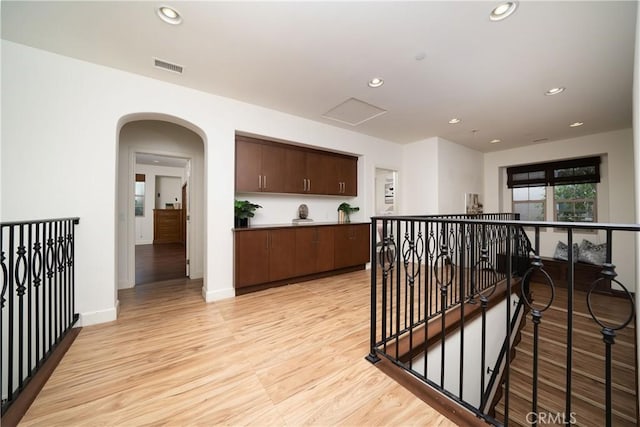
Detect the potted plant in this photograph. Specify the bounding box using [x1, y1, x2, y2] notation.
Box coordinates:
[234, 199, 262, 228]
[337, 202, 359, 223]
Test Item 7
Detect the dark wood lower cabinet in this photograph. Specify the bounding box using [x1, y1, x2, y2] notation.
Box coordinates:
[295, 226, 334, 277]
[333, 224, 370, 269]
[234, 228, 295, 288]
[234, 223, 369, 294]
[153, 209, 183, 244]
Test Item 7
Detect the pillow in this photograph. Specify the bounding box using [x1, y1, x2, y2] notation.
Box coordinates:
[578, 239, 607, 265]
[553, 241, 579, 263]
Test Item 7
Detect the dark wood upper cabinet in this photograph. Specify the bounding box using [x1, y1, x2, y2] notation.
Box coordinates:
[235, 136, 286, 193]
[236, 135, 357, 197]
[235, 138, 262, 192]
[284, 148, 306, 193]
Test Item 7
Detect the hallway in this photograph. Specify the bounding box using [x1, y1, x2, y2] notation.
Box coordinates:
[135, 243, 186, 285]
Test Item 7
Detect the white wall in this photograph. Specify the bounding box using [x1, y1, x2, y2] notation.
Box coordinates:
[133, 163, 186, 245]
[400, 136, 484, 216]
[437, 137, 484, 215]
[484, 128, 637, 289]
[401, 137, 439, 215]
[412, 295, 521, 408]
[1, 40, 403, 325]
[155, 175, 182, 209]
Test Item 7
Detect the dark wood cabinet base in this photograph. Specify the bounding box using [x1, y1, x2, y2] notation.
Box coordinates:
[235, 265, 365, 296]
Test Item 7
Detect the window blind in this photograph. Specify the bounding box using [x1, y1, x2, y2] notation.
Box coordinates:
[507, 156, 600, 188]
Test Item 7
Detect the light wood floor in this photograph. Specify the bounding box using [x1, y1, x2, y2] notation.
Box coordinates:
[19, 270, 456, 426]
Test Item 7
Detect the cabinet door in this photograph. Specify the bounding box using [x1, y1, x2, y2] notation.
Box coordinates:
[269, 229, 296, 282]
[261, 144, 286, 193]
[284, 148, 307, 194]
[339, 156, 358, 196]
[305, 152, 330, 195]
[295, 227, 335, 276]
[294, 227, 318, 276]
[235, 230, 270, 288]
[334, 224, 370, 268]
[350, 224, 370, 265]
[333, 226, 352, 269]
[235, 139, 262, 192]
[315, 226, 335, 272]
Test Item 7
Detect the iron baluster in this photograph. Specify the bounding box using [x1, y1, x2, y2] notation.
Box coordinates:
[587, 264, 635, 427]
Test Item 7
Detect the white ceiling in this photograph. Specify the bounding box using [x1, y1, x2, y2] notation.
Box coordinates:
[136, 153, 188, 168]
[2, 1, 636, 153]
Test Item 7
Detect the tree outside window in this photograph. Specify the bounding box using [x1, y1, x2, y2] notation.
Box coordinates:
[554, 183, 596, 222]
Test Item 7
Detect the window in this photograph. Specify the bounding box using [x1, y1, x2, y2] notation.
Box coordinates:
[554, 183, 596, 222]
[513, 186, 546, 221]
[135, 174, 145, 216]
[507, 157, 600, 223]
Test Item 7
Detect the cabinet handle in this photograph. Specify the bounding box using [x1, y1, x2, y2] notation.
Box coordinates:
[263, 175, 267, 190]
[303, 179, 307, 192]
[308, 179, 311, 192]
[258, 175, 262, 189]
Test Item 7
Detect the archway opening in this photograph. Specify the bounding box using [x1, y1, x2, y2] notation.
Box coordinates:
[116, 116, 206, 302]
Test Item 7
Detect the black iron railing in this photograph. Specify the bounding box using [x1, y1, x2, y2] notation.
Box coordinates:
[1, 218, 80, 414]
[367, 214, 639, 426]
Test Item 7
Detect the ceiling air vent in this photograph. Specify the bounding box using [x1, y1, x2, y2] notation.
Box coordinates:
[153, 58, 183, 74]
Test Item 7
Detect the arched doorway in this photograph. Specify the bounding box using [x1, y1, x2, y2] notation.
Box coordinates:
[115, 115, 206, 299]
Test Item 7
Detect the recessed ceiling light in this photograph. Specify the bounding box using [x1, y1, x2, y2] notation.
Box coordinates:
[489, 139, 502, 144]
[545, 87, 565, 96]
[490, 2, 518, 21]
[368, 78, 384, 88]
[569, 121, 584, 127]
[157, 6, 182, 25]
[153, 160, 160, 163]
[448, 118, 461, 124]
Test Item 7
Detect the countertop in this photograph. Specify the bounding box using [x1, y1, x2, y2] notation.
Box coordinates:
[233, 221, 370, 231]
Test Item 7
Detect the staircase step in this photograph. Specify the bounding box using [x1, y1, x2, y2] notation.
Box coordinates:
[521, 318, 636, 366]
[541, 305, 636, 342]
[494, 390, 534, 427]
[529, 282, 634, 327]
[506, 369, 637, 426]
[510, 351, 637, 417]
[519, 330, 636, 391]
[493, 282, 639, 426]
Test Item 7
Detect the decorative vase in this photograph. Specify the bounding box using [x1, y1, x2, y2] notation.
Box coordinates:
[235, 217, 248, 228]
[338, 211, 346, 223]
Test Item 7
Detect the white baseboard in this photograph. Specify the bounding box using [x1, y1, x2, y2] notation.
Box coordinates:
[135, 240, 153, 245]
[202, 286, 235, 302]
[79, 306, 117, 326]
